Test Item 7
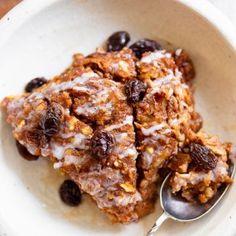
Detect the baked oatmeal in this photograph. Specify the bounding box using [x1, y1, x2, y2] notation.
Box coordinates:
[1, 31, 233, 223]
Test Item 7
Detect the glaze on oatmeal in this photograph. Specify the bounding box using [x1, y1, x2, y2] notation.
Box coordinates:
[1, 34, 233, 223]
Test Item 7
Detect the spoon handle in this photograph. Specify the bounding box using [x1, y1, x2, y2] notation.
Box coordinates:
[146, 211, 169, 236]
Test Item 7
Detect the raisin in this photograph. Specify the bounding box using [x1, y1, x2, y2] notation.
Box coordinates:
[129, 39, 162, 58]
[25, 77, 47, 93]
[25, 128, 48, 147]
[107, 31, 130, 52]
[40, 102, 63, 137]
[189, 143, 217, 171]
[125, 79, 146, 103]
[16, 141, 39, 161]
[90, 131, 114, 159]
[59, 180, 82, 206]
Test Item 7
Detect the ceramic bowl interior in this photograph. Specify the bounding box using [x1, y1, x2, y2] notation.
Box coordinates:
[0, 0, 236, 235]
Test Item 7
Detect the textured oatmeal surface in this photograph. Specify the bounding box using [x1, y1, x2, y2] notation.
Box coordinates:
[1, 47, 233, 223]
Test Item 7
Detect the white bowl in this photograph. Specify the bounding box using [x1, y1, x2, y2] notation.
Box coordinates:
[0, 0, 236, 235]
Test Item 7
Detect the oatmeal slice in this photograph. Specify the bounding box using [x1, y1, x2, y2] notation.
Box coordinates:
[1, 42, 233, 224]
[134, 50, 201, 210]
[1, 67, 141, 223]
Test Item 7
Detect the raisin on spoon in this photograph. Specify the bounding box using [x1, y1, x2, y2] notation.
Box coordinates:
[107, 31, 130, 52]
[189, 143, 217, 171]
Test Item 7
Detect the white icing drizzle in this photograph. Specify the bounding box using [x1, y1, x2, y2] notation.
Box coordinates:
[169, 118, 179, 126]
[76, 102, 113, 116]
[113, 143, 138, 160]
[142, 151, 153, 168]
[112, 191, 142, 206]
[175, 48, 183, 56]
[141, 50, 171, 63]
[76, 105, 98, 115]
[111, 60, 129, 72]
[51, 133, 88, 160]
[64, 155, 80, 165]
[115, 133, 128, 143]
[72, 87, 90, 93]
[53, 162, 63, 169]
[150, 70, 176, 94]
[174, 68, 183, 79]
[105, 115, 133, 131]
[73, 133, 88, 149]
[76, 72, 99, 83]
[46, 72, 99, 93]
[51, 143, 66, 160]
[27, 92, 45, 102]
[119, 145, 138, 159]
[141, 123, 166, 136]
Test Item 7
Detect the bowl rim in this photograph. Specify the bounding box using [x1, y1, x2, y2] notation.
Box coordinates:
[0, 0, 236, 51]
[0, 0, 236, 235]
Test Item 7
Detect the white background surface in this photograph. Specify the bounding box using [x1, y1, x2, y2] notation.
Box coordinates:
[209, 0, 236, 28]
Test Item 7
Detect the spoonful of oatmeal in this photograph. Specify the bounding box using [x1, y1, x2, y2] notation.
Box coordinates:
[147, 160, 235, 236]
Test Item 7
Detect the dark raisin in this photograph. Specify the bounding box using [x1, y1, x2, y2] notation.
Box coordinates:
[16, 141, 39, 161]
[25, 128, 48, 147]
[40, 102, 63, 137]
[129, 39, 162, 58]
[90, 131, 114, 159]
[59, 180, 82, 206]
[189, 143, 217, 171]
[107, 31, 130, 52]
[125, 79, 146, 103]
[25, 77, 47, 93]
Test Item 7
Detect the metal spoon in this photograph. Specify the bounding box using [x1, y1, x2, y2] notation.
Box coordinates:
[147, 160, 235, 236]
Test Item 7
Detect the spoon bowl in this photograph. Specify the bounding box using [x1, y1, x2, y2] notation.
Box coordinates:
[147, 160, 235, 235]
